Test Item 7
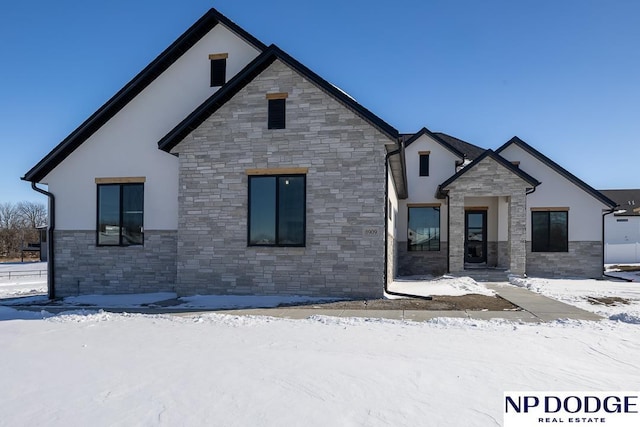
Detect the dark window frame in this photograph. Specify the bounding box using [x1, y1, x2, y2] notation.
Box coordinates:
[96, 183, 144, 247]
[210, 58, 226, 87]
[407, 206, 440, 252]
[531, 210, 568, 252]
[419, 153, 430, 176]
[247, 174, 306, 247]
[268, 98, 286, 129]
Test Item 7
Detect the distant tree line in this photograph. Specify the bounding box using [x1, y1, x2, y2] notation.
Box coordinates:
[0, 201, 47, 258]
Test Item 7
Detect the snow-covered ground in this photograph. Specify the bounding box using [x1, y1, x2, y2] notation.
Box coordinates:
[0, 261, 46, 299]
[1, 273, 639, 426]
[510, 276, 640, 323]
[0, 309, 638, 426]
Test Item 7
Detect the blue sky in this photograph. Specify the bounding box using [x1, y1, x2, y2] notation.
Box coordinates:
[1, 0, 638, 205]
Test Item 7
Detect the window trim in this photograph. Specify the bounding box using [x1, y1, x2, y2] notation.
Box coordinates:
[247, 173, 306, 247]
[96, 182, 144, 247]
[531, 209, 569, 253]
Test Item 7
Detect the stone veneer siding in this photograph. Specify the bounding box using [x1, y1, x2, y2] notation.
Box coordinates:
[172, 60, 389, 298]
[526, 241, 602, 278]
[397, 242, 448, 276]
[54, 230, 177, 297]
[444, 156, 530, 275]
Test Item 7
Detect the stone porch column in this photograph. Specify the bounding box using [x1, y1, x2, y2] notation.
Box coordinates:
[508, 191, 526, 275]
[448, 192, 465, 273]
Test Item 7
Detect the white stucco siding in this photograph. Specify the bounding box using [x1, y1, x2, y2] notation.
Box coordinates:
[387, 171, 398, 238]
[499, 144, 608, 241]
[396, 134, 461, 242]
[42, 25, 261, 230]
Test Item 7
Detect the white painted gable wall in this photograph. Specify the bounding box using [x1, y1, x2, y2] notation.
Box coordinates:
[43, 24, 261, 230]
[398, 134, 462, 242]
[498, 144, 607, 241]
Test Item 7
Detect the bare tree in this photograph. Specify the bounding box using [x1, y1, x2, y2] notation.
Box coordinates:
[17, 201, 47, 228]
[0, 202, 19, 229]
[0, 201, 46, 258]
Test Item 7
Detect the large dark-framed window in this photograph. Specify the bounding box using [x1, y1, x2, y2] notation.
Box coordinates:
[248, 174, 305, 246]
[531, 210, 568, 252]
[209, 53, 228, 87]
[97, 182, 144, 246]
[419, 152, 430, 176]
[408, 205, 440, 251]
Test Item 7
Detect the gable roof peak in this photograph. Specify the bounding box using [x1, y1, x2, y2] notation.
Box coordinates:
[23, 7, 267, 183]
[496, 136, 617, 208]
[157, 43, 398, 152]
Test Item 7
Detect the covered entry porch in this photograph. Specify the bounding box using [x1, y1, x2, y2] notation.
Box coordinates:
[438, 150, 540, 276]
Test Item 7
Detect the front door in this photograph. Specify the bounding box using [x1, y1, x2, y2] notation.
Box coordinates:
[465, 210, 487, 264]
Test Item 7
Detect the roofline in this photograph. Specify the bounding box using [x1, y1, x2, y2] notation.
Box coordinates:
[22, 8, 267, 183]
[439, 149, 541, 190]
[496, 136, 617, 208]
[158, 44, 398, 152]
[403, 127, 466, 159]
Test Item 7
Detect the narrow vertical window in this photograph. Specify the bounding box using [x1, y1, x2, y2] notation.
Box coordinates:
[97, 181, 144, 246]
[209, 53, 228, 87]
[419, 153, 430, 176]
[266, 93, 287, 129]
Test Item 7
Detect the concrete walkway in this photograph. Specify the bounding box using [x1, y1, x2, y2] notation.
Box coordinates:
[1, 283, 603, 322]
[484, 283, 603, 322]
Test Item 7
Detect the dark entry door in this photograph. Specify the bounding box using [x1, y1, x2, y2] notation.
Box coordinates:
[465, 210, 487, 264]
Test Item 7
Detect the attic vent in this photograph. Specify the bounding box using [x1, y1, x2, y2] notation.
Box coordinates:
[209, 53, 228, 87]
[266, 93, 287, 129]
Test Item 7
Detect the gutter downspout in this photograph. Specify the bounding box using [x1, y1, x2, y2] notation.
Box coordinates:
[384, 148, 432, 300]
[30, 182, 55, 299]
[446, 192, 450, 273]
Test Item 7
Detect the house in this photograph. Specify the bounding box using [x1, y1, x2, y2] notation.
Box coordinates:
[22, 8, 617, 299]
[600, 189, 640, 264]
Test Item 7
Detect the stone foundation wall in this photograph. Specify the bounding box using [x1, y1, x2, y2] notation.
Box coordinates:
[54, 230, 177, 297]
[497, 241, 510, 269]
[526, 240, 602, 278]
[397, 242, 448, 276]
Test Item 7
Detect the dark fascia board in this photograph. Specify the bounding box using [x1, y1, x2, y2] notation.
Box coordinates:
[402, 127, 466, 159]
[158, 44, 398, 152]
[22, 8, 267, 183]
[496, 136, 617, 208]
[439, 149, 541, 191]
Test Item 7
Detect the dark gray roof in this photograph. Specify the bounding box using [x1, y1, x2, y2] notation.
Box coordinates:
[402, 128, 485, 160]
[432, 132, 485, 160]
[600, 189, 640, 216]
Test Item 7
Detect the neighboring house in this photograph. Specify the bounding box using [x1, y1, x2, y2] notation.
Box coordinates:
[600, 189, 640, 264]
[22, 8, 617, 299]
